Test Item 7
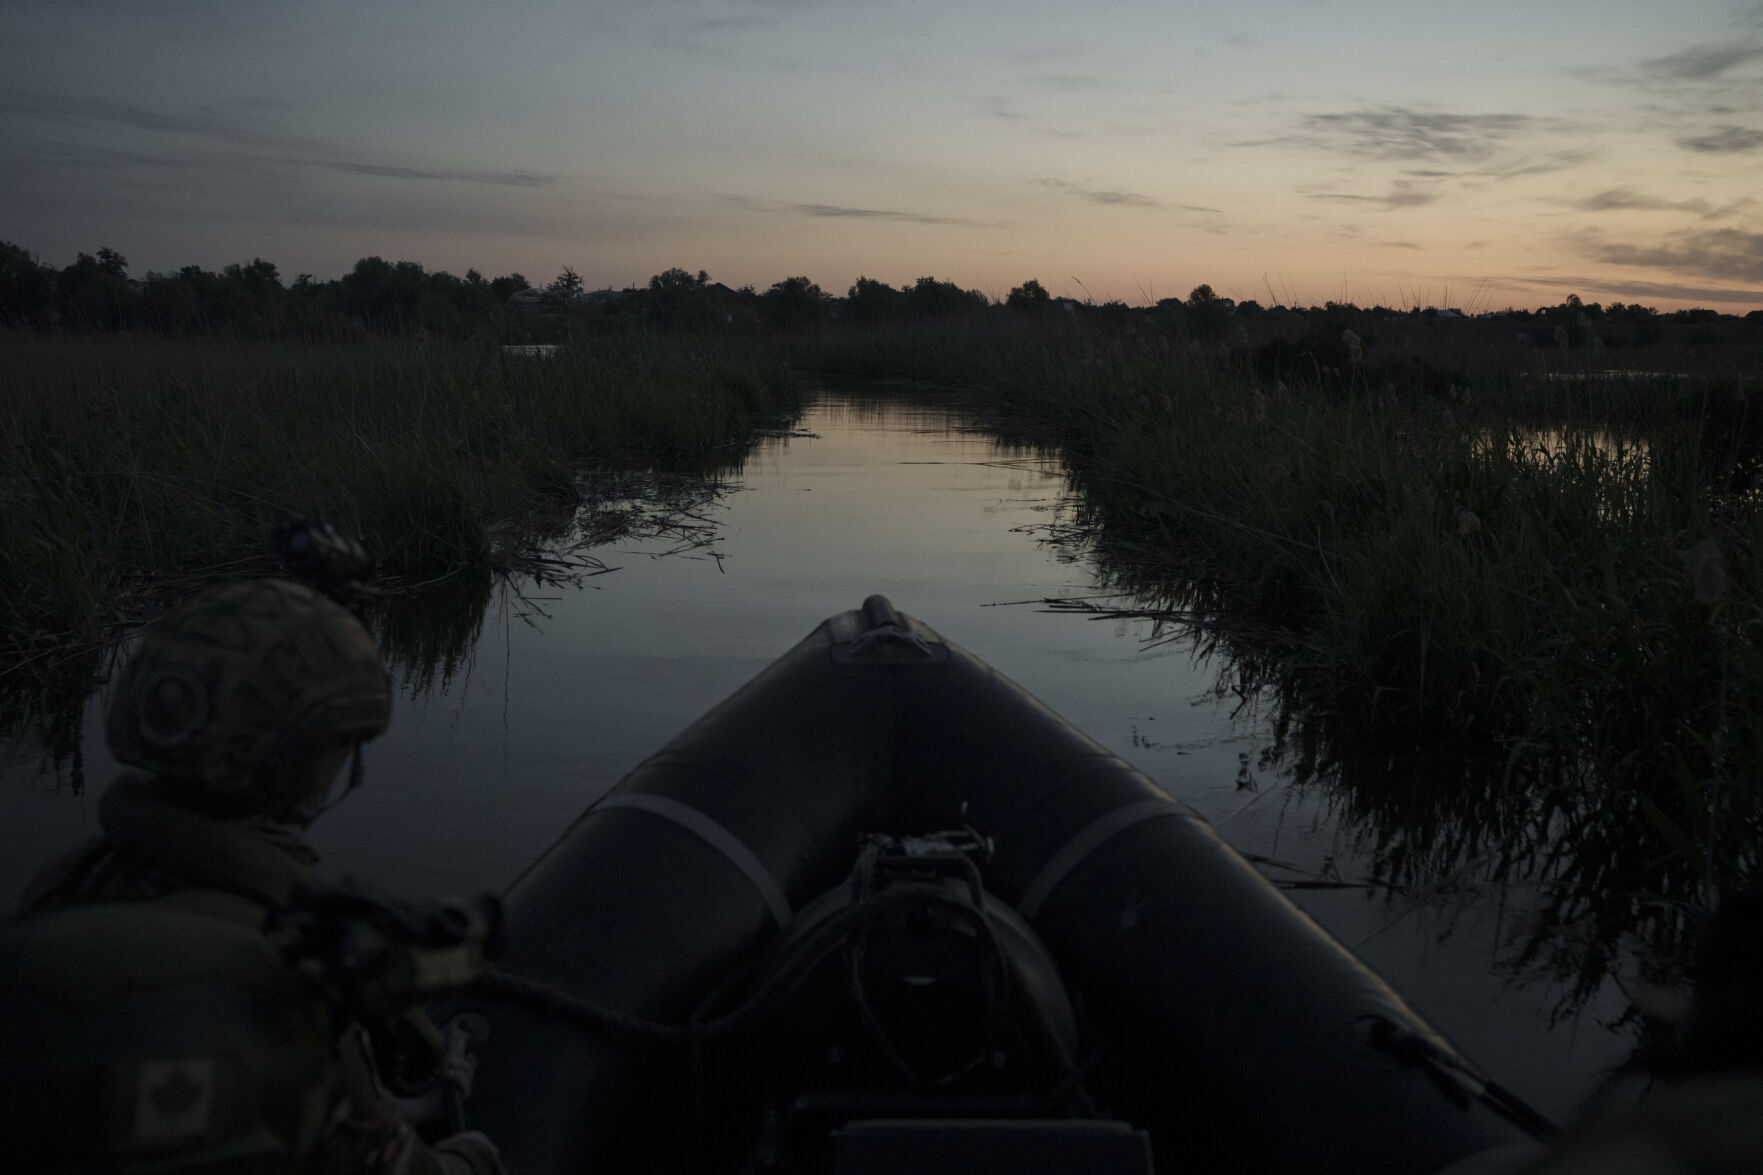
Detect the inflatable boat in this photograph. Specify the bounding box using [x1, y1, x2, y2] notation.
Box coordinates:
[461, 596, 1549, 1174]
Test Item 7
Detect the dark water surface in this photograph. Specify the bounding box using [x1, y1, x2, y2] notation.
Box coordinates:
[1, 388, 1631, 1119]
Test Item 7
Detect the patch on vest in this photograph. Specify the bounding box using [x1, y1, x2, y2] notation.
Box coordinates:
[109, 1055, 235, 1151]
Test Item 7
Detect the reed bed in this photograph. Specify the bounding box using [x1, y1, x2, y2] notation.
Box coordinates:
[802, 323, 1763, 918]
[0, 333, 799, 660]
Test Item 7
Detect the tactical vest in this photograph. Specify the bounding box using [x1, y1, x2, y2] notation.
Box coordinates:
[0, 889, 334, 1174]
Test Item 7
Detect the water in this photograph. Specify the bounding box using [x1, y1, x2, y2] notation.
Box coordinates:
[0, 386, 1632, 1120]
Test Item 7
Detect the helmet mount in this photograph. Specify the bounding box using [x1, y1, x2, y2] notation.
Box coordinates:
[107, 579, 392, 823]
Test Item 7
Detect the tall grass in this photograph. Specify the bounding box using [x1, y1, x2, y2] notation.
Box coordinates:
[802, 322, 1763, 950]
[0, 333, 799, 656]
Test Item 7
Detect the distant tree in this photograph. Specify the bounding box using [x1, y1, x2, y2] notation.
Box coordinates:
[465, 268, 484, 286]
[650, 267, 709, 293]
[142, 271, 201, 334]
[646, 267, 717, 330]
[552, 266, 583, 294]
[1534, 294, 1592, 348]
[95, 247, 129, 277]
[490, 273, 529, 300]
[1006, 279, 1052, 312]
[222, 258, 284, 330]
[338, 256, 432, 334]
[56, 249, 137, 329]
[845, 276, 905, 323]
[1236, 299, 1264, 318]
[1186, 283, 1227, 338]
[760, 275, 826, 329]
[906, 275, 988, 318]
[0, 240, 54, 328]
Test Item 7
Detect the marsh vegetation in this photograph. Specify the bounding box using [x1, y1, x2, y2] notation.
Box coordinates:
[7, 237, 1761, 1012]
[0, 331, 799, 666]
[789, 313, 1763, 1005]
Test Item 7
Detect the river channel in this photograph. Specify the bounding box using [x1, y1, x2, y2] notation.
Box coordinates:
[1, 385, 1633, 1120]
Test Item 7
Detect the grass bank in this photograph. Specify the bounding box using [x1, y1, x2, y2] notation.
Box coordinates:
[1, 332, 799, 658]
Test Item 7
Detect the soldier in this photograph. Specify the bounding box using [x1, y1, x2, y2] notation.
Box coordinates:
[1, 578, 504, 1175]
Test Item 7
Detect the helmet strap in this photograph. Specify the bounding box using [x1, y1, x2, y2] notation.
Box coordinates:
[346, 743, 365, 797]
[308, 744, 367, 823]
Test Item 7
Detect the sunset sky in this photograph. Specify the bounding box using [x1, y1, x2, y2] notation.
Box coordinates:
[3, 0, 1761, 312]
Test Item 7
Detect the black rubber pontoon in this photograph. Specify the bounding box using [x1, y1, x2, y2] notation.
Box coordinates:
[464, 596, 1543, 1174]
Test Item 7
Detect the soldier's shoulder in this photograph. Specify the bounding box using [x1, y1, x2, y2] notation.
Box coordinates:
[0, 896, 336, 1172]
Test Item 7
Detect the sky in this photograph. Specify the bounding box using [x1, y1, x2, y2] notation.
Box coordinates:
[3, 0, 1762, 312]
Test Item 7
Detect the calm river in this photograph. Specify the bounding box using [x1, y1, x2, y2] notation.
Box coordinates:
[1, 386, 1631, 1119]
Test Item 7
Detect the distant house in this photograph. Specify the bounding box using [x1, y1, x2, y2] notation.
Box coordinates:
[1435, 308, 1464, 319]
[703, 281, 756, 325]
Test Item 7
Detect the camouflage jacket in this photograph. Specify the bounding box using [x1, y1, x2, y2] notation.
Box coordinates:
[3, 772, 504, 1175]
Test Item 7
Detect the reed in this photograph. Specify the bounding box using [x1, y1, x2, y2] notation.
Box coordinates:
[0, 333, 800, 657]
[802, 323, 1763, 891]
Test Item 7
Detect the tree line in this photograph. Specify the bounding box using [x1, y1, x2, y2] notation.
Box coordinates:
[2, 239, 1754, 345]
[0, 242, 1013, 342]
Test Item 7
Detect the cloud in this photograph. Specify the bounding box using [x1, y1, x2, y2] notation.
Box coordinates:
[1040, 178, 1223, 214]
[0, 86, 556, 188]
[1573, 187, 1753, 221]
[983, 98, 1030, 122]
[1577, 186, 1712, 214]
[792, 203, 973, 224]
[1023, 73, 1105, 93]
[1260, 106, 1539, 162]
[1639, 43, 1763, 81]
[723, 195, 990, 227]
[1518, 274, 1762, 306]
[1037, 178, 1217, 211]
[0, 86, 324, 152]
[1677, 125, 1763, 153]
[319, 161, 552, 187]
[1479, 150, 1599, 178]
[1303, 179, 1439, 209]
[683, 15, 781, 35]
[1590, 227, 1763, 284]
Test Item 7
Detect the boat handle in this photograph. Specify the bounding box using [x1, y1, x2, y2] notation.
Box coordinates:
[1017, 799, 1184, 920]
[592, 793, 792, 928]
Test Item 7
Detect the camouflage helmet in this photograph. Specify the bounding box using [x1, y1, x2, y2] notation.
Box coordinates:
[106, 579, 392, 821]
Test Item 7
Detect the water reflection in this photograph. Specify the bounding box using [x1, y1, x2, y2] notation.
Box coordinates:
[0, 641, 114, 797]
[2, 386, 1639, 1116]
[6, 384, 1689, 1022]
[378, 570, 494, 699]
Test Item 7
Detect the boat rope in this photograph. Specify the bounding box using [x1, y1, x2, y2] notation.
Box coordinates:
[474, 965, 694, 1045]
[473, 882, 966, 1047]
[590, 793, 792, 928]
[1017, 799, 1185, 920]
[472, 878, 1097, 1115]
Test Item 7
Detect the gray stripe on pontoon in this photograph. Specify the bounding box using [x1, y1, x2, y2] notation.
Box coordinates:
[1018, 799, 1184, 920]
[594, 794, 791, 927]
